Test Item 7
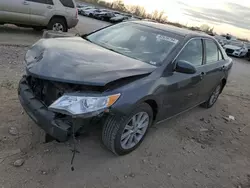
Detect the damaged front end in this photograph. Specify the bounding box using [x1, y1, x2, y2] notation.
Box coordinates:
[18, 75, 108, 142]
[18, 73, 148, 142]
[18, 75, 127, 171]
[19, 37, 155, 142]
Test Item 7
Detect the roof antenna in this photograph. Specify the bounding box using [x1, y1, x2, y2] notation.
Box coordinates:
[70, 120, 80, 171]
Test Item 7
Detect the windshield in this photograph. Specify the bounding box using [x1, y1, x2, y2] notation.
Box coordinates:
[229, 41, 244, 47]
[86, 22, 179, 66]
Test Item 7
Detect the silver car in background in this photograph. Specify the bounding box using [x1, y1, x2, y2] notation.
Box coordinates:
[223, 41, 248, 57]
[0, 0, 78, 32]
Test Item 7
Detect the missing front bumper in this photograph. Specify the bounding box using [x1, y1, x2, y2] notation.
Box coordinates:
[18, 76, 105, 142]
[18, 77, 71, 142]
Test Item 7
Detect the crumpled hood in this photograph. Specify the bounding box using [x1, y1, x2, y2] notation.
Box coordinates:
[26, 37, 156, 86]
[224, 45, 241, 50]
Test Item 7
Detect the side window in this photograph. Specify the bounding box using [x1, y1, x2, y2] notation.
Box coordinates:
[47, 0, 53, 5]
[59, 0, 75, 8]
[27, 0, 53, 5]
[205, 39, 221, 64]
[176, 39, 203, 66]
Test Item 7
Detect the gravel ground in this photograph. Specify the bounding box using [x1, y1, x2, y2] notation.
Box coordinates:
[0, 45, 250, 188]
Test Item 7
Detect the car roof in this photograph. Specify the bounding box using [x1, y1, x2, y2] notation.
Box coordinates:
[132, 21, 212, 38]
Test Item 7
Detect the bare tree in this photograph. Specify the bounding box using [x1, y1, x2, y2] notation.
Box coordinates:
[156, 10, 164, 22]
[200, 24, 214, 33]
[151, 10, 159, 20]
[134, 6, 146, 17]
[113, 0, 126, 11]
[78, 0, 168, 22]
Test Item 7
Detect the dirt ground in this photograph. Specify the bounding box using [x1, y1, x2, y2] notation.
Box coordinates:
[0, 45, 250, 188]
[0, 16, 110, 46]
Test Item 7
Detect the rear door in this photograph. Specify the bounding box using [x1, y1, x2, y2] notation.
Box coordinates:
[160, 38, 206, 119]
[26, 0, 54, 25]
[2, 0, 30, 24]
[59, 0, 76, 17]
[199, 39, 226, 102]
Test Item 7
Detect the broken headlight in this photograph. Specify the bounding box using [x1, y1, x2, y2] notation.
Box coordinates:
[48, 94, 120, 116]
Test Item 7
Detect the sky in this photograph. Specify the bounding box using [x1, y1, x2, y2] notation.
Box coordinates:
[112, 0, 250, 39]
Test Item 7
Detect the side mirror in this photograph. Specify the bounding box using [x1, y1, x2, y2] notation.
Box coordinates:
[175, 60, 197, 74]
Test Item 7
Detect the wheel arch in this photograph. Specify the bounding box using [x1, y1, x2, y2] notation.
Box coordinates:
[48, 15, 68, 28]
[134, 95, 160, 121]
[220, 78, 227, 93]
[144, 99, 158, 121]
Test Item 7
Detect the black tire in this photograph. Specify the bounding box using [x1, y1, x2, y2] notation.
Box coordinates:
[89, 13, 93, 17]
[102, 103, 153, 155]
[47, 18, 67, 32]
[200, 83, 222, 108]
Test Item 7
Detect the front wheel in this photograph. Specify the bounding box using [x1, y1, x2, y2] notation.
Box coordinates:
[201, 83, 222, 108]
[102, 103, 153, 155]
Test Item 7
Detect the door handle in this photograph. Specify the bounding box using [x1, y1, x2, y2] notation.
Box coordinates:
[23, 1, 29, 5]
[220, 66, 225, 71]
[47, 5, 53, 9]
[200, 72, 206, 79]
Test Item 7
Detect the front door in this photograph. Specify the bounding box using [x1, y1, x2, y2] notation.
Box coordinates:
[26, 0, 54, 25]
[159, 39, 206, 119]
[3, 0, 30, 24]
[199, 39, 225, 102]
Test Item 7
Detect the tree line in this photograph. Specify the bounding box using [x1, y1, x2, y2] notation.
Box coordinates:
[79, 0, 247, 39]
[80, 0, 168, 23]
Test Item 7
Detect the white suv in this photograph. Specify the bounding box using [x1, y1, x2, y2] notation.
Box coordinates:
[0, 0, 78, 32]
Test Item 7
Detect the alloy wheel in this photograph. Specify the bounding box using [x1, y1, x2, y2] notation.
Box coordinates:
[120, 112, 149, 149]
[209, 85, 221, 106]
[52, 23, 63, 32]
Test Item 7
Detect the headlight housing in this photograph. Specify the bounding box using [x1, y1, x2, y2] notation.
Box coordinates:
[235, 48, 243, 52]
[49, 94, 120, 116]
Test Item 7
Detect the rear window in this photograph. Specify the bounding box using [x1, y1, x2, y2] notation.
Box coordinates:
[26, 0, 53, 5]
[59, 0, 75, 8]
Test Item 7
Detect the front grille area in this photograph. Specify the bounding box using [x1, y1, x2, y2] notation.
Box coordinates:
[226, 49, 234, 54]
[27, 76, 76, 106]
[26, 76, 104, 107]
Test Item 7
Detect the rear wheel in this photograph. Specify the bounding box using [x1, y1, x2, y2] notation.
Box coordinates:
[201, 83, 222, 108]
[47, 18, 67, 32]
[102, 103, 153, 155]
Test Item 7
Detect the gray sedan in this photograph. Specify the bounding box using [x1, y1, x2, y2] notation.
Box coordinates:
[18, 21, 233, 155]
